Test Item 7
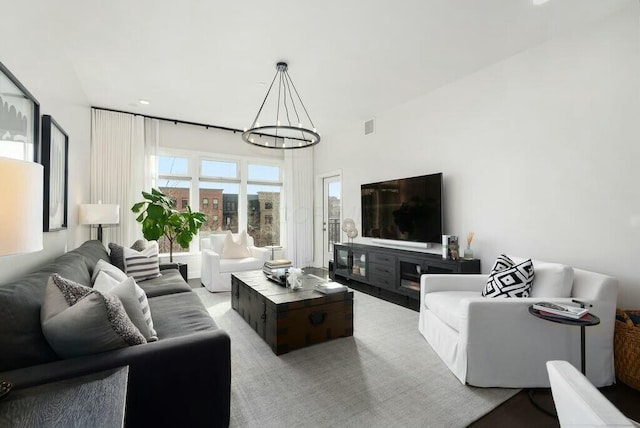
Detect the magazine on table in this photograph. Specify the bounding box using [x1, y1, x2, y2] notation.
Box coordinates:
[533, 302, 589, 319]
[314, 281, 348, 294]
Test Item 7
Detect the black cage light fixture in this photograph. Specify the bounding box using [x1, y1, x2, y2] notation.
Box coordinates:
[242, 62, 320, 149]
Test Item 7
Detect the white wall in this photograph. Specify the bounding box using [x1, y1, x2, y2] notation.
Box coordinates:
[314, 4, 640, 306]
[0, 3, 91, 284]
[159, 121, 285, 160]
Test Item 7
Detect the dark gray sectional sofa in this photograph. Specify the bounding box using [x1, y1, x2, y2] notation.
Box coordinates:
[0, 240, 230, 427]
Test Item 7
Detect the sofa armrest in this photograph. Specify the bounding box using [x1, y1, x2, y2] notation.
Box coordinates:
[421, 274, 487, 302]
[159, 262, 179, 271]
[2, 329, 231, 427]
[250, 246, 271, 263]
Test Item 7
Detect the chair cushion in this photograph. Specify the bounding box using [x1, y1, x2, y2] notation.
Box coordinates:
[510, 256, 574, 298]
[137, 269, 192, 298]
[148, 292, 218, 339]
[483, 254, 534, 298]
[219, 257, 263, 273]
[221, 231, 252, 259]
[424, 291, 479, 332]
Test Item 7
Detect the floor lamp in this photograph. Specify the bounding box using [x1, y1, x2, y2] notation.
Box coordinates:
[0, 157, 43, 256]
[78, 202, 120, 242]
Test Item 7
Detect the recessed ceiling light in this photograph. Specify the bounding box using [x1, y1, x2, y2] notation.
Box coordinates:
[532, 0, 550, 5]
[139, 99, 150, 105]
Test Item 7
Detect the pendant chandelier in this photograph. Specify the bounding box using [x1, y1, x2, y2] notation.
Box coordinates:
[242, 62, 320, 149]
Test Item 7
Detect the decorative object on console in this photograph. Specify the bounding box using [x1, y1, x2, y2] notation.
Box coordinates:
[79, 201, 120, 242]
[0, 157, 43, 256]
[242, 61, 320, 149]
[482, 254, 534, 298]
[342, 218, 358, 243]
[464, 232, 474, 260]
[442, 235, 459, 259]
[131, 188, 206, 262]
[0, 61, 40, 162]
[41, 115, 69, 232]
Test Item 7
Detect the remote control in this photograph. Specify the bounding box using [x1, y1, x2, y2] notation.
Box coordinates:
[0, 380, 12, 399]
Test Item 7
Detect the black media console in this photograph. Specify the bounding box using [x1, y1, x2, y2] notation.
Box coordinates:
[332, 242, 481, 311]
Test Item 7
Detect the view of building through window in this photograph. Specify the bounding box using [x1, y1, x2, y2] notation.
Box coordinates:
[155, 155, 282, 254]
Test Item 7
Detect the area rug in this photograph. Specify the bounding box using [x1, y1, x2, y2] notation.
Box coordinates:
[195, 287, 519, 427]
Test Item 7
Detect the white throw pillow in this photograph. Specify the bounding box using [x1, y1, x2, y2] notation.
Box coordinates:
[94, 272, 158, 342]
[509, 256, 574, 298]
[221, 231, 252, 259]
[124, 241, 161, 281]
[91, 259, 128, 284]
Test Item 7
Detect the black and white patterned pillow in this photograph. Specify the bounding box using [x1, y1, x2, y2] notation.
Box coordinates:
[483, 254, 535, 298]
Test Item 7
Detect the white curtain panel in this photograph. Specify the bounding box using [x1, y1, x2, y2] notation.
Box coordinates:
[143, 118, 159, 191]
[285, 148, 314, 267]
[90, 109, 148, 245]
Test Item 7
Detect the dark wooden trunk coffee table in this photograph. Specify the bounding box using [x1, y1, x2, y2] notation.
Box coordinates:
[231, 270, 354, 355]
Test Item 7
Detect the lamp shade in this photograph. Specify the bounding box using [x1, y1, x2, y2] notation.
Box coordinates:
[0, 157, 44, 256]
[78, 203, 120, 225]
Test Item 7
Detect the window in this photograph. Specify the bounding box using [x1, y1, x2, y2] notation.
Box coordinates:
[247, 163, 282, 246]
[157, 155, 191, 255]
[156, 153, 284, 251]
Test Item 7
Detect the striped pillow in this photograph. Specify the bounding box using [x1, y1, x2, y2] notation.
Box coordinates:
[123, 241, 161, 282]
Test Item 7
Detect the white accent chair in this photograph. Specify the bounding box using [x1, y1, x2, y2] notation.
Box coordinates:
[200, 233, 270, 292]
[547, 360, 639, 427]
[418, 259, 618, 388]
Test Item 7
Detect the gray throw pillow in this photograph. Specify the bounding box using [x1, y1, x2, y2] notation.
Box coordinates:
[41, 274, 146, 358]
[109, 240, 146, 272]
[94, 272, 158, 342]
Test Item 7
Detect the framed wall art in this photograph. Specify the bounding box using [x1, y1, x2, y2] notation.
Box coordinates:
[42, 115, 69, 231]
[0, 61, 40, 162]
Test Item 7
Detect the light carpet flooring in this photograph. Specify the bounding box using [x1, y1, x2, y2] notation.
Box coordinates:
[195, 287, 519, 427]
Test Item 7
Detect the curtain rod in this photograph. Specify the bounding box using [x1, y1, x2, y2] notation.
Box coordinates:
[92, 106, 244, 134]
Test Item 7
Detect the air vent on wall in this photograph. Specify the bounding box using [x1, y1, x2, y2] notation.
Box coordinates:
[364, 119, 375, 135]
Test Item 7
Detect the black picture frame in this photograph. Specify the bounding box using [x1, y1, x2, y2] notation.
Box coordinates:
[0, 61, 40, 162]
[42, 115, 69, 232]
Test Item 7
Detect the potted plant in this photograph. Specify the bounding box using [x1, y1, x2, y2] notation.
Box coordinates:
[132, 188, 206, 263]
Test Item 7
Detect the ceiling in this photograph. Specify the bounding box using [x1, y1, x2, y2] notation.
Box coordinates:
[35, 0, 632, 137]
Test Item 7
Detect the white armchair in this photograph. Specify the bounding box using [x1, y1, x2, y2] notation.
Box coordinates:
[200, 232, 270, 292]
[419, 259, 618, 388]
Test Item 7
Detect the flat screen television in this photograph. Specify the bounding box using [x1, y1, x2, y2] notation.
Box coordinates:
[361, 173, 443, 244]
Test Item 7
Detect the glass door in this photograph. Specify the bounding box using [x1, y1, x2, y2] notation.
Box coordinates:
[322, 175, 341, 268]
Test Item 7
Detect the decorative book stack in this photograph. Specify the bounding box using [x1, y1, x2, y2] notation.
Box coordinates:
[263, 259, 292, 284]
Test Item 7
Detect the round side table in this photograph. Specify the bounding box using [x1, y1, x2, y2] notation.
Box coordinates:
[528, 305, 600, 375]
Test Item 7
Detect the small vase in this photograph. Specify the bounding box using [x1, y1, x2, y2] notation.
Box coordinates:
[463, 246, 474, 260]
